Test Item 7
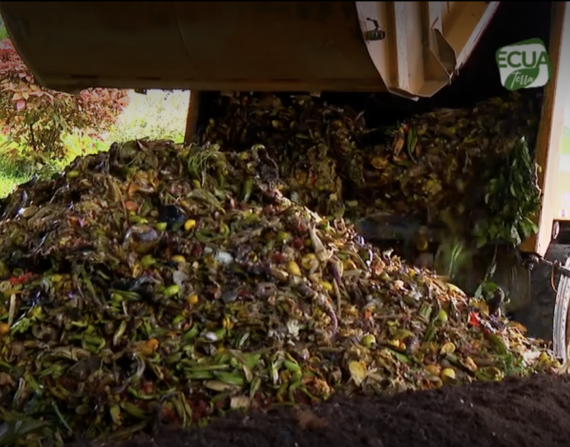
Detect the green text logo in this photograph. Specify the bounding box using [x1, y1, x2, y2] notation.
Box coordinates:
[496, 38, 551, 91]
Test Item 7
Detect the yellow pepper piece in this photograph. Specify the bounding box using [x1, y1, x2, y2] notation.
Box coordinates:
[348, 361, 367, 387]
[0, 322, 9, 336]
[441, 368, 456, 381]
[287, 261, 302, 277]
[439, 342, 456, 355]
[301, 253, 317, 270]
[343, 259, 358, 270]
[140, 338, 160, 355]
[187, 294, 199, 305]
[463, 357, 478, 372]
[425, 364, 441, 376]
[184, 219, 197, 231]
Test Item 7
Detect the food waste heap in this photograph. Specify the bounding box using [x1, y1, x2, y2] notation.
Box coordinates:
[202, 92, 541, 254]
[0, 93, 556, 445]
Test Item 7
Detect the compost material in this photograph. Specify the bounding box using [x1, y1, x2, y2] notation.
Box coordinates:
[201, 92, 542, 251]
[0, 140, 557, 445]
[71, 373, 570, 447]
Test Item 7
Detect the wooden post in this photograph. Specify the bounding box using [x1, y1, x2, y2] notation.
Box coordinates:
[184, 90, 201, 146]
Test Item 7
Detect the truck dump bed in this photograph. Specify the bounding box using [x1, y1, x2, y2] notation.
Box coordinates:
[0, 1, 498, 99]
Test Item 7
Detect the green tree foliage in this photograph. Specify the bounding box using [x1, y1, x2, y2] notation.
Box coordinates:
[0, 39, 129, 164]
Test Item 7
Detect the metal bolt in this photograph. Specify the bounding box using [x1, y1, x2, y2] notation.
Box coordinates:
[364, 29, 386, 41]
[552, 221, 560, 240]
[365, 18, 386, 41]
[523, 254, 540, 271]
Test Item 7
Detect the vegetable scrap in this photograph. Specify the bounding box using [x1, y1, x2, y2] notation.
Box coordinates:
[0, 139, 558, 446]
[201, 92, 542, 258]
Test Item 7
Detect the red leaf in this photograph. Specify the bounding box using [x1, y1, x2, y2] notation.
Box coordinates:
[16, 99, 26, 111]
[468, 312, 481, 327]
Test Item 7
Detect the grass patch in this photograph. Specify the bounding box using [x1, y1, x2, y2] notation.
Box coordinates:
[106, 90, 189, 143]
[0, 159, 27, 198]
[0, 132, 108, 196]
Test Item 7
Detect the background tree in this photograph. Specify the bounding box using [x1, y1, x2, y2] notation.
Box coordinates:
[0, 38, 129, 165]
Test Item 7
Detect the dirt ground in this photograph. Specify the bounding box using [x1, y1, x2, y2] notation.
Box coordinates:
[67, 374, 570, 447]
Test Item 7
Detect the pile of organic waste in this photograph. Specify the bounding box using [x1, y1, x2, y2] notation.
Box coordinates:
[200, 92, 542, 254]
[0, 140, 557, 446]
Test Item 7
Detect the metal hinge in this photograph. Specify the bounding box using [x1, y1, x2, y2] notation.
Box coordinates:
[526, 254, 570, 278]
[525, 254, 570, 294]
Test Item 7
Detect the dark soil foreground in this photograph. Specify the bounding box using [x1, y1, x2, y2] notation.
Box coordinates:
[70, 374, 570, 447]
